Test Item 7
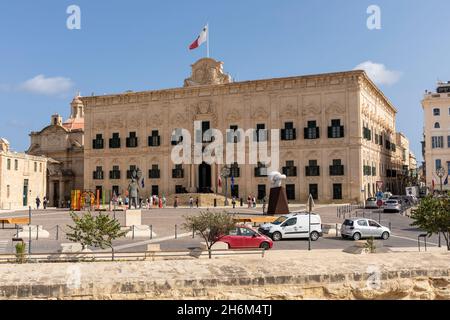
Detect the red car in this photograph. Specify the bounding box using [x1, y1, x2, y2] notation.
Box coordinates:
[219, 226, 273, 250]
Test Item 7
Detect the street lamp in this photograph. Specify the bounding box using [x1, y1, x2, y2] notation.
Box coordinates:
[221, 166, 231, 206]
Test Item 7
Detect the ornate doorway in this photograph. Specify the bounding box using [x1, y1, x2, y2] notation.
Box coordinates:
[198, 162, 212, 193]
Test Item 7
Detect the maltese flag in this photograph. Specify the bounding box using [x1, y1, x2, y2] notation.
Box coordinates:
[189, 25, 208, 50]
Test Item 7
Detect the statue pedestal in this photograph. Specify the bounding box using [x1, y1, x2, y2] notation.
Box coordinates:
[125, 209, 142, 227]
[267, 187, 289, 215]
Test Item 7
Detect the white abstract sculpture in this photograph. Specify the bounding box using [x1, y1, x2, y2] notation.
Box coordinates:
[268, 171, 286, 188]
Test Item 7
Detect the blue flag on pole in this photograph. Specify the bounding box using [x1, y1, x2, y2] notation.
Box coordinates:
[141, 178, 145, 188]
[231, 175, 235, 189]
[444, 175, 449, 185]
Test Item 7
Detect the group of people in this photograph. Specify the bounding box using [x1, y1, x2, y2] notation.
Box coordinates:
[188, 196, 199, 208]
[143, 195, 167, 209]
[35, 196, 48, 210]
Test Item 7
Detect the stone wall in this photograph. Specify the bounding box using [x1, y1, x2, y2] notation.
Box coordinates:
[0, 250, 449, 300]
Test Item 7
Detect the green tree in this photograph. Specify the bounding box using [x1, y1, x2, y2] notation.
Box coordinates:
[183, 210, 236, 258]
[66, 211, 126, 251]
[410, 196, 450, 250]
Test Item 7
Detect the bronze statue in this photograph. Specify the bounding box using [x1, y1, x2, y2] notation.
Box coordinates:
[128, 177, 140, 209]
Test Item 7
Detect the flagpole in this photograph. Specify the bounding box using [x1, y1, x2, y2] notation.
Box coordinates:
[207, 23, 210, 58]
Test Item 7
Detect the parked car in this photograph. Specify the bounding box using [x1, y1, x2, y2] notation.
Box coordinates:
[384, 199, 401, 212]
[219, 226, 273, 250]
[365, 197, 378, 209]
[258, 212, 322, 241]
[340, 218, 390, 240]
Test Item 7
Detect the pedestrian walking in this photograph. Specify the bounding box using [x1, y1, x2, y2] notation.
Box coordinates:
[174, 196, 178, 208]
[43, 197, 47, 210]
[232, 197, 236, 209]
[189, 196, 194, 208]
[36, 196, 41, 210]
[195, 197, 199, 208]
[247, 196, 251, 208]
[162, 195, 167, 207]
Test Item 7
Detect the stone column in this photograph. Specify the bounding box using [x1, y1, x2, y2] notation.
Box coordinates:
[59, 180, 64, 208]
[49, 180, 55, 207]
[188, 163, 196, 193]
[211, 163, 217, 194]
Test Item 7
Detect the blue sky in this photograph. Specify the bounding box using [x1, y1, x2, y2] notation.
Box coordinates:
[0, 0, 449, 161]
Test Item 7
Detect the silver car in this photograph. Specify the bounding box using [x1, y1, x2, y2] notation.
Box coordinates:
[384, 199, 401, 213]
[365, 197, 378, 209]
[341, 218, 390, 241]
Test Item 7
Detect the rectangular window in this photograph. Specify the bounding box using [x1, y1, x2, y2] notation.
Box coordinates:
[231, 184, 239, 198]
[39, 163, 42, 172]
[126, 132, 138, 148]
[227, 125, 240, 143]
[328, 119, 344, 138]
[110, 166, 121, 180]
[93, 134, 104, 149]
[436, 159, 442, 170]
[151, 185, 159, 196]
[6, 185, 10, 198]
[257, 184, 266, 200]
[333, 184, 343, 200]
[330, 159, 344, 176]
[433, 108, 440, 116]
[148, 130, 161, 147]
[14, 159, 18, 171]
[286, 184, 296, 200]
[93, 166, 104, 180]
[109, 133, 121, 148]
[127, 165, 137, 179]
[309, 184, 318, 200]
[112, 186, 120, 197]
[7, 159, 11, 170]
[175, 185, 184, 194]
[230, 162, 240, 177]
[172, 165, 184, 178]
[281, 122, 296, 140]
[255, 124, 267, 142]
[149, 165, 160, 179]
[448, 136, 450, 148]
[304, 121, 319, 139]
[306, 160, 320, 176]
[282, 161, 297, 177]
[447, 161, 450, 175]
[34, 162, 37, 172]
[171, 128, 184, 145]
[255, 162, 268, 177]
[432, 136, 444, 149]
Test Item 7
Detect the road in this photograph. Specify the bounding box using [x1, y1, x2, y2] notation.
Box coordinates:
[0, 205, 444, 254]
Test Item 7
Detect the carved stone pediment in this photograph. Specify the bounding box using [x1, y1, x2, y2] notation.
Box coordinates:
[109, 118, 124, 129]
[171, 113, 187, 126]
[252, 107, 269, 120]
[281, 104, 298, 118]
[146, 114, 163, 126]
[184, 58, 232, 87]
[302, 103, 322, 116]
[325, 102, 345, 115]
[194, 100, 214, 115]
[226, 109, 241, 122]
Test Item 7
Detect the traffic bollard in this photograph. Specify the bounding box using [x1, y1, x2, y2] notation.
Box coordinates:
[175, 225, 178, 239]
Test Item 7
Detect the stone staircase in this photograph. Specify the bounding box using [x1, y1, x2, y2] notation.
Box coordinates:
[165, 193, 232, 207]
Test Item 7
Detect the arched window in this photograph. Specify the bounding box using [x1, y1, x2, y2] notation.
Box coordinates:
[434, 122, 440, 128]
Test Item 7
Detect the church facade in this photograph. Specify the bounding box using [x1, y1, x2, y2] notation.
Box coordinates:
[79, 58, 405, 203]
[27, 96, 84, 207]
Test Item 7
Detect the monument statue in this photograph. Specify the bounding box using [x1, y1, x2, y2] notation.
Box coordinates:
[267, 171, 289, 215]
[128, 177, 140, 209]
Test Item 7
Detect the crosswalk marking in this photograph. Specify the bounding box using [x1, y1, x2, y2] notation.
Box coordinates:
[0, 240, 9, 253]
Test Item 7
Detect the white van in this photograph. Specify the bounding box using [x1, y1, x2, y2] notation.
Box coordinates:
[258, 212, 323, 241]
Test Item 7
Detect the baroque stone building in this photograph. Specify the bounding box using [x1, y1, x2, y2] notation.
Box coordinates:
[0, 138, 48, 210]
[80, 58, 406, 203]
[422, 81, 450, 192]
[27, 95, 85, 207]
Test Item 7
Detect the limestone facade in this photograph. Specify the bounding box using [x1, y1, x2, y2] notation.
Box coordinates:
[81, 58, 405, 203]
[0, 138, 48, 210]
[422, 82, 450, 192]
[27, 95, 84, 207]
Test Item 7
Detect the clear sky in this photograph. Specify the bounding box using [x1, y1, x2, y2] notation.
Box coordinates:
[0, 0, 449, 161]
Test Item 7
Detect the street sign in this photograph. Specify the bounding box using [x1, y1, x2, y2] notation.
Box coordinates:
[376, 199, 383, 208]
[376, 191, 383, 200]
[376, 181, 383, 191]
